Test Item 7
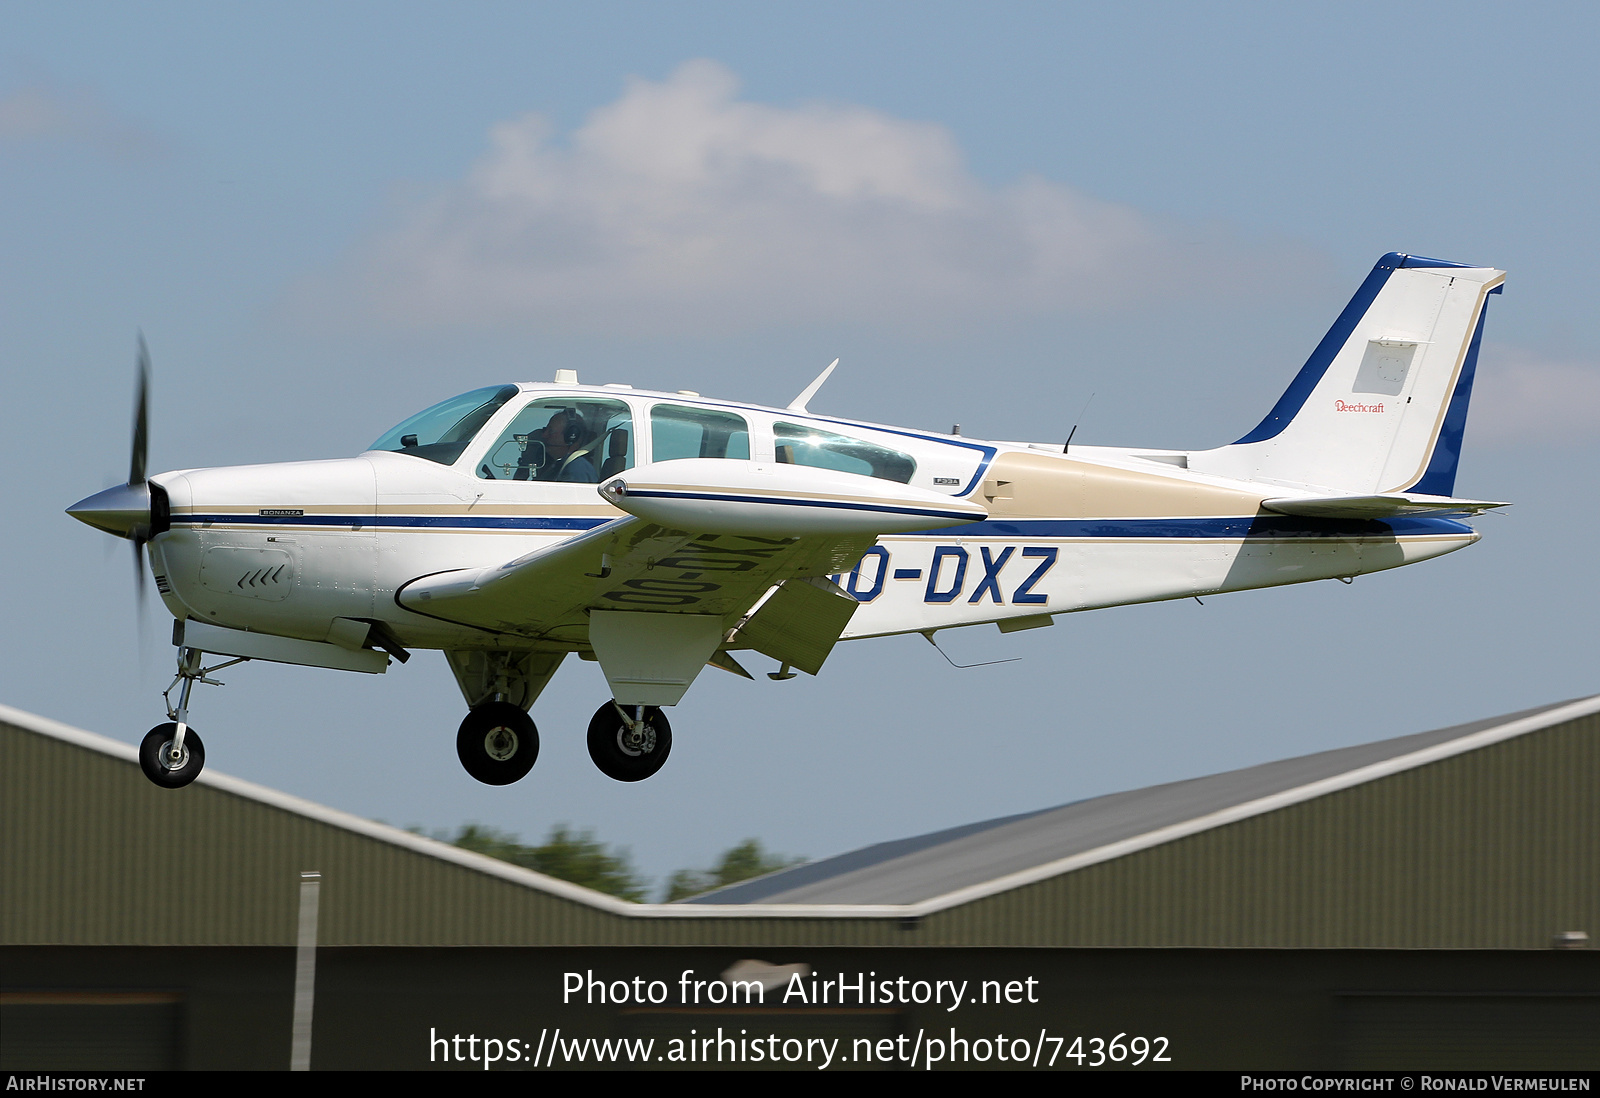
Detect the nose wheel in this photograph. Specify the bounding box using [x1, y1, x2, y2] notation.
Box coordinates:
[139, 723, 206, 788]
[587, 702, 672, 782]
[457, 702, 540, 785]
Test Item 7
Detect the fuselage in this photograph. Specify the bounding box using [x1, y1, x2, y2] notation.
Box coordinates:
[143, 381, 1478, 655]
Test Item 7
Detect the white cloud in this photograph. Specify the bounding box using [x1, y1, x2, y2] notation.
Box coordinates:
[326, 60, 1246, 335]
[1470, 343, 1600, 447]
[0, 86, 74, 139]
[0, 83, 164, 159]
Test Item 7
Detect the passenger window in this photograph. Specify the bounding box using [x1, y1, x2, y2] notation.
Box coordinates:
[773, 422, 916, 483]
[650, 404, 750, 462]
[478, 398, 634, 483]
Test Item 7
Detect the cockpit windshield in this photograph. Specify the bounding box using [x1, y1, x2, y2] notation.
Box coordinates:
[369, 385, 519, 466]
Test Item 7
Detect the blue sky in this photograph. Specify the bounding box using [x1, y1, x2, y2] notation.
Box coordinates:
[4, 2, 1596, 888]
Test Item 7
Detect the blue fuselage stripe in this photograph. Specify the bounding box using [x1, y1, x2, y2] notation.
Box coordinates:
[175, 513, 1474, 540]
[178, 514, 611, 531]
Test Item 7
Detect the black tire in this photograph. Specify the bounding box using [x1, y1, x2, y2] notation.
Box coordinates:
[139, 723, 206, 788]
[587, 702, 672, 782]
[456, 702, 539, 785]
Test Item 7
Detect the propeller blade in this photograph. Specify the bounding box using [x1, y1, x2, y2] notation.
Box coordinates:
[130, 333, 150, 486]
[132, 536, 151, 650]
[129, 337, 153, 636]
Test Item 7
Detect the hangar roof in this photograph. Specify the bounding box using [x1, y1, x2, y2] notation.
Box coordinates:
[686, 697, 1597, 907]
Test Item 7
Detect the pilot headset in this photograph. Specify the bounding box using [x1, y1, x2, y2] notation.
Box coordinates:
[559, 408, 587, 446]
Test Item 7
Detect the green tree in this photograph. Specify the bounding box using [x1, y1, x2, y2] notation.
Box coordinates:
[449, 823, 648, 902]
[663, 838, 804, 901]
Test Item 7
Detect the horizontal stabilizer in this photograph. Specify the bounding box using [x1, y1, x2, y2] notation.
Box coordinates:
[1261, 493, 1508, 520]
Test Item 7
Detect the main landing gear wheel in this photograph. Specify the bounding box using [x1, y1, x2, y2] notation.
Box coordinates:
[456, 702, 539, 786]
[139, 723, 205, 788]
[587, 702, 672, 782]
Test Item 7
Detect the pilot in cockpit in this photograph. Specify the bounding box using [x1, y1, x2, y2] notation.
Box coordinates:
[534, 408, 599, 482]
[480, 398, 631, 483]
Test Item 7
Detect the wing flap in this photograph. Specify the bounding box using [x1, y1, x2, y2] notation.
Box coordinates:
[730, 577, 859, 676]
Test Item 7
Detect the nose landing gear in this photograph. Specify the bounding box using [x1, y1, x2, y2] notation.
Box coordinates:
[137, 646, 246, 788]
[587, 701, 672, 782]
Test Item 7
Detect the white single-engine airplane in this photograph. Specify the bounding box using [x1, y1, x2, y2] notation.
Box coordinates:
[70, 253, 1507, 789]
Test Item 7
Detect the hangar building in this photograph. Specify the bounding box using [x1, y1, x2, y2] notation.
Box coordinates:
[3, 697, 1596, 1070]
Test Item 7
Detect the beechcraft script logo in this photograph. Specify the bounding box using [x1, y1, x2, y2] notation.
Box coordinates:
[1334, 400, 1385, 413]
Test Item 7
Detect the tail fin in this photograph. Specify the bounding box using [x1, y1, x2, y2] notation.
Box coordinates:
[1190, 253, 1505, 495]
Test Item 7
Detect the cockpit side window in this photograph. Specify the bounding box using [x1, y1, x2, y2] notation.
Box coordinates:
[650, 404, 750, 462]
[370, 385, 519, 466]
[477, 398, 634, 483]
[773, 422, 916, 483]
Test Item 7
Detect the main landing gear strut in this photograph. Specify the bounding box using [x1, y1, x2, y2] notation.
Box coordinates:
[138, 646, 246, 788]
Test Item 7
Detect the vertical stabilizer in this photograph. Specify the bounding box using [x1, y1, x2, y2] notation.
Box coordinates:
[1189, 254, 1504, 495]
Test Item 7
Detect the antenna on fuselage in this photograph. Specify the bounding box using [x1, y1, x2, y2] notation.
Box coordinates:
[1064, 391, 1096, 453]
[787, 358, 840, 414]
[920, 631, 1021, 669]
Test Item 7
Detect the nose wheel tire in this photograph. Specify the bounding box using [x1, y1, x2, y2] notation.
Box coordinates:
[139, 723, 206, 788]
[456, 702, 539, 785]
[587, 702, 672, 782]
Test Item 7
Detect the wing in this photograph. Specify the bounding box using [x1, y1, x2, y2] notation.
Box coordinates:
[398, 515, 877, 702]
[397, 460, 985, 703]
[398, 516, 872, 641]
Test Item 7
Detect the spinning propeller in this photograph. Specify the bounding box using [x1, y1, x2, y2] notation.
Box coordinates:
[66, 334, 168, 599]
